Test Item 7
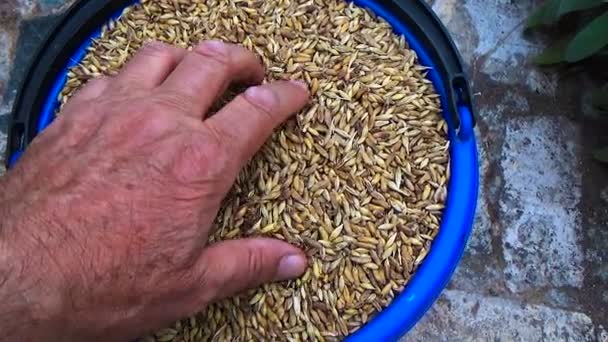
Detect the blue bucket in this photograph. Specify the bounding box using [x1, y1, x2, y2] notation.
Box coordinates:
[5, 0, 478, 339]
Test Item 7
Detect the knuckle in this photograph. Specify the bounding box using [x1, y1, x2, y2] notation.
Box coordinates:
[60, 100, 103, 126]
[240, 90, 276, 122]
[79, 77, 108, 96]
[139, 41, 179, 61]
[60, 99, 89, 118]
[246, 247, 265, 278]
[86, 76, 108, 89]
[173, 127, 238, 189]
[106, 101, 174, 137]
[194, 261, 212, 292]
[192, 45, 231, 73]
[103, 79, 137, 98]
[55, 112, 98, 146]
[139, 111, 172, 134]
[171, 133, 212, 182]
[152, 91, 194, 114]
[203, 121, 236, 157]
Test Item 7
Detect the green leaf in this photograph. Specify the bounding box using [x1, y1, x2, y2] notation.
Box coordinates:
[534, 39, 570, 64]
[527, 1, 556, 28]
[564, 12, 608, 62]
[526, 0, 606, 28]
[591, 84, 608, 111]
[593, 146, 608, 163]
[526, 0, 555, 28]
[554, 0, 607, 18]
[597, 47, 608, 57]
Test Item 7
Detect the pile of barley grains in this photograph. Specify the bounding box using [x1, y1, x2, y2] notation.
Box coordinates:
[60, 0, 450, 340]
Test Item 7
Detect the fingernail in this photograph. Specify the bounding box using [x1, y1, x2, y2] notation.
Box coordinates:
[290, 80, 309, 92]
[200, 40, 226, 53]
[276, 254, 307, 280]
[245, 86, 279, 112]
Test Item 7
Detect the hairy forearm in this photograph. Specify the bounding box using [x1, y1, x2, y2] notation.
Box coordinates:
[0, 184, 28, 338]
[0, 184, 119, 342]
[0, 193, 61, 342]
[0, 240, 40, 341]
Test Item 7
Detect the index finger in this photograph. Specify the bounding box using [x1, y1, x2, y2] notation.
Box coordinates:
[204, 80, 309, 165]
[159, 41, 265, 118]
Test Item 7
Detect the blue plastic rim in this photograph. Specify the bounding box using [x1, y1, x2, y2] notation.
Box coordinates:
[28, 0, 478, 340]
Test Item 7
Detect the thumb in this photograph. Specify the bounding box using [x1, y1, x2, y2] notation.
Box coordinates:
[195, 238, 308, 302]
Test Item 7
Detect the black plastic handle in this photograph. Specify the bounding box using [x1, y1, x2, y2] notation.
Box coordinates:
[390, 0, 475, 129]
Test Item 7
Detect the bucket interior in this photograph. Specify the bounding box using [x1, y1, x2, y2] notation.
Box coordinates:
[17, 0, 479, 340]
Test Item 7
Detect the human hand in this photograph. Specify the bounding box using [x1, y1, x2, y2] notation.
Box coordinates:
[0, 40, 309, 341]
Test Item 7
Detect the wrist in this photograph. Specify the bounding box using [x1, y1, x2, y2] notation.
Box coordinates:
[0, 202, 64, 341]
[0, 241, 41, 340]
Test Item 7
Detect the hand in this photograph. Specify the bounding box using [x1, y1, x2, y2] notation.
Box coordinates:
[0, 40, 309, 341]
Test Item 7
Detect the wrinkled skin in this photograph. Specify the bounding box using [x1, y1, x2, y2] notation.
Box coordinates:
[0, 40, 309, 341]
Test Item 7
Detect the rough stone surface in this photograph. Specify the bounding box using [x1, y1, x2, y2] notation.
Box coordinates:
[0, 31, 12, 97]
[408, 290, 605, 342]
[501, 116, 584, 292]
[464, 128, 493, 256]
[0, 114, 6, 176]
[0, 0, 607, 340]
